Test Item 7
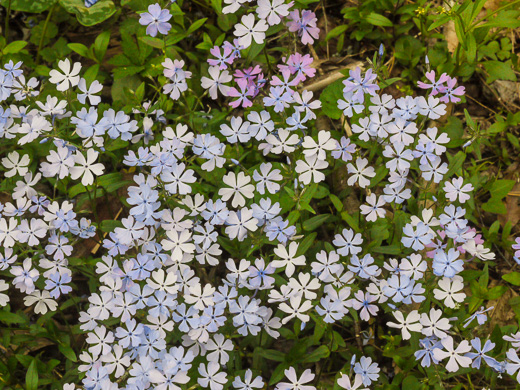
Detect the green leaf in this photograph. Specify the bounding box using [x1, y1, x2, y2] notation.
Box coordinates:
[188, 18, 208, 34]
[59, 0, 116, 26]
[302, 345, 329, 363]
[67, 42, 90, 58]
[138, 36, 164, 49]
[296, 232, 317, 256]
[59, 345, 77, 362]
[482, 198, 506, 214]
[100, 220, 123, 233]
[326, 25, 348, 41]
[2, 40, 28, 54]
[480, 18, 520, 29]
[94, 30, 111, 62]
[303, 214, 331, 231]
[269, 362, 290, 386]
[365, 12, 393, 27]
[445, 151, 466, 178]
[320, 79, 343, 120]
[0, 311, 26, 324]
[255, 347, 286, 362]
[489, 179, 515, 199]
[483, 60, 517, 83]
[503, 272, 520, 286]
[329, 194, 343, 212]
[26, 359, 38, 390]
[0, 0, 55, 13]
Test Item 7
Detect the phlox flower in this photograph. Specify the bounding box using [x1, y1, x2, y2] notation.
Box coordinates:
[439, 76, 465, 103]
[1, 151, 30, 177]
[295, 155, 328, 185]
[433, 276, 465, 308]
[233, 14, 268, 49]
[353, 356, 380, 386]
[201, 66, 232, 99]
[225, 208, 258, 241]
[257, 0, 293, 25]
[387, 310, 422, 340]
[275, 367, 315, 390]
[219, 172, 255, 208]
[228, 78, 255, 108]
[139, 3, 172, 37]
[286, 10, 320, 45]
[443, 177, 474, 203]
[433, 337, 472, 372]
[49, 58, 81, 92]
[346, 158, 375, 188]
[70, 149, 105, 186]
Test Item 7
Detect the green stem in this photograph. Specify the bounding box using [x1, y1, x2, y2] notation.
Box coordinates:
[36, 4, 55, 64]
[4, 0, 11, 43]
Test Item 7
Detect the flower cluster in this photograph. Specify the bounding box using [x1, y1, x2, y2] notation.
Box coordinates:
[1, 1, 519, 390]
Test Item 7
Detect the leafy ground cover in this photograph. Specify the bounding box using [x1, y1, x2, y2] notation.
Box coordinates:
[0, 0, 520, 389]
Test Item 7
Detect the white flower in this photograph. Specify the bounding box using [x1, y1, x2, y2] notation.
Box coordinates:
[0, 280, 9, 307]
[2, 151, 30, 177]
[295, 155, 328, 185]
[253, 162, 283, 194]
[443, 177, 474, 203]
[347, 158, 375, 188]
[77, 78, 103, 105]
[198, 362, 228, 390]
[420, 308, 451, 339]
[220, 117, 251, 144]
[433, 337, 472, 372]
[23, 290, 57, 314]
[219, 172, 255, 208]
[433, 276, 466, 309]
[70, 149, 105, 186]
[49, 58, 82, 91]
[302, 130, 336, 161]
[201, 66, 232, 99]
[225, 208, 258, 241]
[234, 14, 269, 49]
[271, 242, 305, 277]
[387, 310, 422, 340]
[337, 374, 368, 390]
[360, 194, 386, 222]
[266, 129, 299, 154]
[40, 146, 75, 179]
[256, 0, 292, 25]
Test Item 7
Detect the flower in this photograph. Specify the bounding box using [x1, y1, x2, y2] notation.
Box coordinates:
[257, 0, 293, 25]
[275, 367, 315, 390]
[70, 149, 105, 186]
[2, 151, 30, 177]
[443, 177, 474, 203]
[295, 155, 328, 185]
[433, 276, 466, 309]
[347, 158, 375, 188]
[234, 14, 269, 49]
[219, 172, 255, 208]
[49, 58, 81, 91]
[202, 66, 232, 99]
[386, 310, 422, 340]
[286, 10, 320, 45]
[433, 337, 472, 372]
[139, 3, 172, 37]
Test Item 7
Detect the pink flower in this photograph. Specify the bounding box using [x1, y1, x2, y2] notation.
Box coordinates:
[208, 45, 234, 70]
[279, 53, 316, 81]
[286, 10, 320, 45]
[417, 71, 450, 96]
[228, 78, 255, 108]
[439, 76, 465, 103]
